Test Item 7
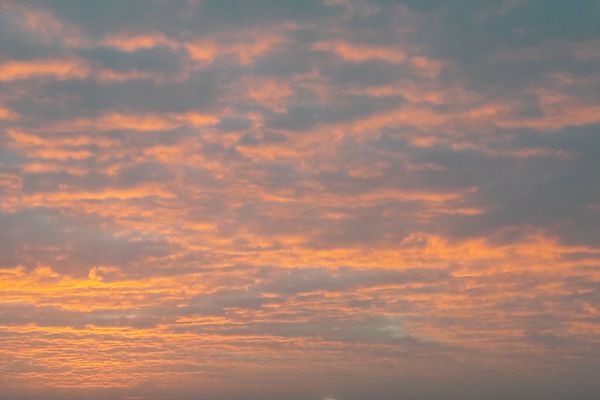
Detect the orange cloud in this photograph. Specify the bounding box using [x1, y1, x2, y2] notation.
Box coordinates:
[185, 40, 218, 63]
[410, 55, 445, 78]
[50, 113, 178, 132]
[228, 35, 283, 65]
[103, 33, 178, 52]
[185, 35, 282, 66]
[174, 112, 220, 126]
[313, 41, 407, 64]
[21, 186, 174, 208]
[0, 107, 19, 120]
[0, 59, 89, 81]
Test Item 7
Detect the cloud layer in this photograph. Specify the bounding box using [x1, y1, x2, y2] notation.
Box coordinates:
[1, 1, 599, 399]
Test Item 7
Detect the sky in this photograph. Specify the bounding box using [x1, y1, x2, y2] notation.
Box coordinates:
[0, 0, 599, 399]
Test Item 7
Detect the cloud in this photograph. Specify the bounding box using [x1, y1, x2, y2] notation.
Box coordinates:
[1, 1, 599, 399]
[0, 208, 175, 275]
[0, 59, 89, 81]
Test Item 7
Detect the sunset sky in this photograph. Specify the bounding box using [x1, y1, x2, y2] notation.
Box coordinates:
[1, 1, 599, 399]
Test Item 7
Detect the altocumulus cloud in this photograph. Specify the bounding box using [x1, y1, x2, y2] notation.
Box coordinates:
[0, 1, 599, 399]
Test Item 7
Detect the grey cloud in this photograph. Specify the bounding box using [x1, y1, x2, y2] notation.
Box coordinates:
[266, 95, 404, 131]
[21, 162, 173, 194]
[28, 0, 338, 38]
[0, 208, 175, 275]
[256, 266, 451, 295]
[372, 124, 600, 247]
[198, 0, 338, 27]
[6, 74, 219, 122]
[0, 303, 165, 329]
[77, 46, 185, 74]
